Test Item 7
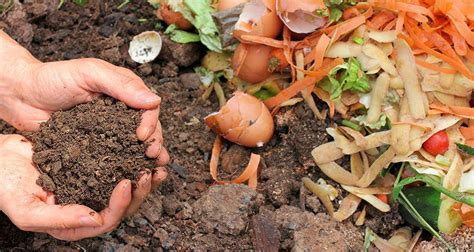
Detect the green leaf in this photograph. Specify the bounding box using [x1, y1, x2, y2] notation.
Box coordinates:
[352, 113, 388, 130]
[164, 24, 201, 44]
[363, 227, 376, 252]
[456, 143, 474, 155]
[397, 191, 454, 251]
[341, 119, 362, 131]
[393, 174, 474, 207]
[254, 89, 275, 101]
[352, 36, 364, 45]
[73, 0, 88, 6]
[329, 7, 343, 23]
[183, 0, 222, 52]
[399, 186, 441, 229]
[320, 58, 370, 100]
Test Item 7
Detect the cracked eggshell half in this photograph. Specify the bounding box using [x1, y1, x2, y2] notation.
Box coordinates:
[276, 0, 327, 34]
[233, 0, 283, 40]
[128, 31, 162, 64]
[204, 91, 274, 147]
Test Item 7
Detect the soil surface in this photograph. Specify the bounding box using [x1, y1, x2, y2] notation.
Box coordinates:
[0, 0, 468, 251]
[33, 97, 155, 211]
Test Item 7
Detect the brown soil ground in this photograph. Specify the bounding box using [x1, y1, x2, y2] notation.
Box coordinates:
[0, 0, 469, 251]
[33, 97, 155, 211]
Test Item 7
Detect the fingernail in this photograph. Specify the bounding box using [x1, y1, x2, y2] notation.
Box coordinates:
[137, 92, 160, 106]
[80, 214, 101, 227]
[122, 180, 131, 198]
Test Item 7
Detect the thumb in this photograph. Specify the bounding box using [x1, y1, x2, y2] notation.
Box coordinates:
[77, 59, 161, 109]
[24, 202, 104, 230]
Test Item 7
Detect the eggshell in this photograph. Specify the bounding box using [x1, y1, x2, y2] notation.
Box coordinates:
[157, 2, 193, 30]
[233, 0, 283, 39]
[232, 43, 272, 83]
[205, 92, 274, 147]
[128, 31, 162, 64]
[276, 0, 327, 34]
[217, 0, 249, 11]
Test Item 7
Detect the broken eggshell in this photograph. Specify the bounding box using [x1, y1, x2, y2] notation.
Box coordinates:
[205, 91, 274, 147]
[217, 0, 249, 11]
[276, 0, 327, 34]
[128, 31, 162, 64]
[233, 0, 283, 40]
[232, 43, 273, 83]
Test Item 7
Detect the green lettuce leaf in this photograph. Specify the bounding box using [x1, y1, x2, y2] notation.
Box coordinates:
[352, 113, 388, 130]
[167, 0, 222, 52]
[320, 58, 370, 100]
[164, 24, 201, 44]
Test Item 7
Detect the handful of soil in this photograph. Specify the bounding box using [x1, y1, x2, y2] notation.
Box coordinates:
[33, 97, 156, 211]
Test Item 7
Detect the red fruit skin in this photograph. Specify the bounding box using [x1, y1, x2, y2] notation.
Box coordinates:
[422, 131, 449, 156]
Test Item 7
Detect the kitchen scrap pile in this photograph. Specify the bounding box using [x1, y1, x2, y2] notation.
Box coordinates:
[149, 0, 474, 249]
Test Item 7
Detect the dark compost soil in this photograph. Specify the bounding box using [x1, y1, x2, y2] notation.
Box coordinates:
[0, 0, 468, 251]
[33, 97, 155, 211]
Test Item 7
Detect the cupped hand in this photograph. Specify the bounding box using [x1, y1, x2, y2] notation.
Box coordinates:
[0, 31, 169, 164]
[0, 134, 167, 241]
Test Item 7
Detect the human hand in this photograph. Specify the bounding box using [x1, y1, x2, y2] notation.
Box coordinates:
[0, 30, 168, 165]
[0, 134, 167, 241]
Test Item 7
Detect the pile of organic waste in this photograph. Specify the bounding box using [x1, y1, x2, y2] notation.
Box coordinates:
[151, 0, 474, 250]
[0, 0, 473, 250]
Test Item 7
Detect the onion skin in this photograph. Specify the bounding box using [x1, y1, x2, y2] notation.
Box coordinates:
[232, 43, 272, 83]
[157, 2, 193, 30]
[205, 92, 274, 147]
[217, 0, 249, 11]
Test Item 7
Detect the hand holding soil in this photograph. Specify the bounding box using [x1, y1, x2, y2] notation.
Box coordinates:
[0, 30, 169, 240]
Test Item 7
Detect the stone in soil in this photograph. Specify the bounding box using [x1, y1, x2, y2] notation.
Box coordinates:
[192, 184, 260, 235]
[33, 97, 155, 211]
[275, 205, 364, 251]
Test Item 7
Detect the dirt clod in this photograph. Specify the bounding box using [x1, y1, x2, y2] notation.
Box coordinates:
[192, 184, 259, 235]
[159, 35, 202, 67]
[33, 97, 155, 211]
[275, 206, 364, 251]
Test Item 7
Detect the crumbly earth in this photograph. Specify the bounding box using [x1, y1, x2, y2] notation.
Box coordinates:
[33, 97, 155, 211]
[0, 0, 468, 251]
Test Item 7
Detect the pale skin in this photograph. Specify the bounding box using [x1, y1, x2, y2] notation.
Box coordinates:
[0, 30, 169, 240]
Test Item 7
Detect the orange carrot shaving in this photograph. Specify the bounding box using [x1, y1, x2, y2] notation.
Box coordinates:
[239, 35, 299, 48]
[405, 21, 474, 80]
[343, 6, 360, 21]
[210, 136, 260, 190]
[369, 0, 434, 19]
[264, 58, 344, 108]
[328, 15, 366, 43]
[305, 34, 331, 68]
[415, 58, 457, 74]
[453, 202, 474, 228]
[460, 126, 474, 140]
[376, 194, 389, 204]
[369, 10, 396, 30]
[430, 103, 474, 118]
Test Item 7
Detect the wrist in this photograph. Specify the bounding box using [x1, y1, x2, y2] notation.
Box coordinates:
[0, 31, 41, 122]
